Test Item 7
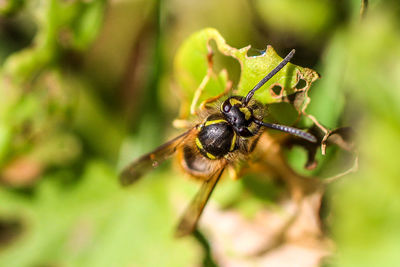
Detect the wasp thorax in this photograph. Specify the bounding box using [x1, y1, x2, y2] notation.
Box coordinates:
[195, 114, 237, 160]
[221, 96, 255, 137]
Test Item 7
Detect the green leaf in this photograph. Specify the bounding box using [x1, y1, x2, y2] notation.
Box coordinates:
[0, 161, 201, 267]
[234, 45, 319, 108]
[174, 28, 319, 117]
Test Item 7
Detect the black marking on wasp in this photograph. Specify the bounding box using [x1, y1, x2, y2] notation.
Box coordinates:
[120, 49, 317, 237]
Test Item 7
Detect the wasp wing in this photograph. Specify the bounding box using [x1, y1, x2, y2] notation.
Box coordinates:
[120, 129, 193, 186]
[175, 166, 226, 237]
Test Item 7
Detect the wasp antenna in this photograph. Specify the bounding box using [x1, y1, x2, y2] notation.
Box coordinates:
[243, 49, 295, 106]
[254, 119, 317, 143]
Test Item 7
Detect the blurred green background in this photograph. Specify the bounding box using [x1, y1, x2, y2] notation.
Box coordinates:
[0, 0, 400, 266]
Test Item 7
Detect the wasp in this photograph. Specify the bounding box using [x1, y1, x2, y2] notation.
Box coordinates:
[120, 49, 317, 237]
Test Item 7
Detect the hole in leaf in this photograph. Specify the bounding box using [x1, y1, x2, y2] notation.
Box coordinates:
[246, 47, 266, 57]
[270, 85, 283, 96]
[295, 78, 307, 90]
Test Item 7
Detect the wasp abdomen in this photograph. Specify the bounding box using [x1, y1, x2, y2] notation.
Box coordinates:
[196, 118, 236, 159]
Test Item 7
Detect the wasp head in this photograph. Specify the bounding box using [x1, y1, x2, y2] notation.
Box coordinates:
[221, 96, 255, 137]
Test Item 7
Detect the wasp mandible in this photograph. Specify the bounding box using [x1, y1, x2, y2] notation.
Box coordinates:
[120, 49, 317, 237]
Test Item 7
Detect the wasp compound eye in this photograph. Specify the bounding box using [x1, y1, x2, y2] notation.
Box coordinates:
[221, 101, 231, 113]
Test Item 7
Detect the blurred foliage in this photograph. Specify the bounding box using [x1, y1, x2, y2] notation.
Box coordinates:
[0, 0, 399, 267]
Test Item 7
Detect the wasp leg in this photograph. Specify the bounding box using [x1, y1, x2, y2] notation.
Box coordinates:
[199, 78, 233, 111]
[190, 44, 214, 115]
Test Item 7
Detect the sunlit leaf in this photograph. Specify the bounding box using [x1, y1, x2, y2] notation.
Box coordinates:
[174, 28, 319, 117]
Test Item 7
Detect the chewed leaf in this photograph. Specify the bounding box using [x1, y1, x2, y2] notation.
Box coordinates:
[174, 28, 319, 117]
[234, 45, 319, 105]
[174, 29, 230, 118]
